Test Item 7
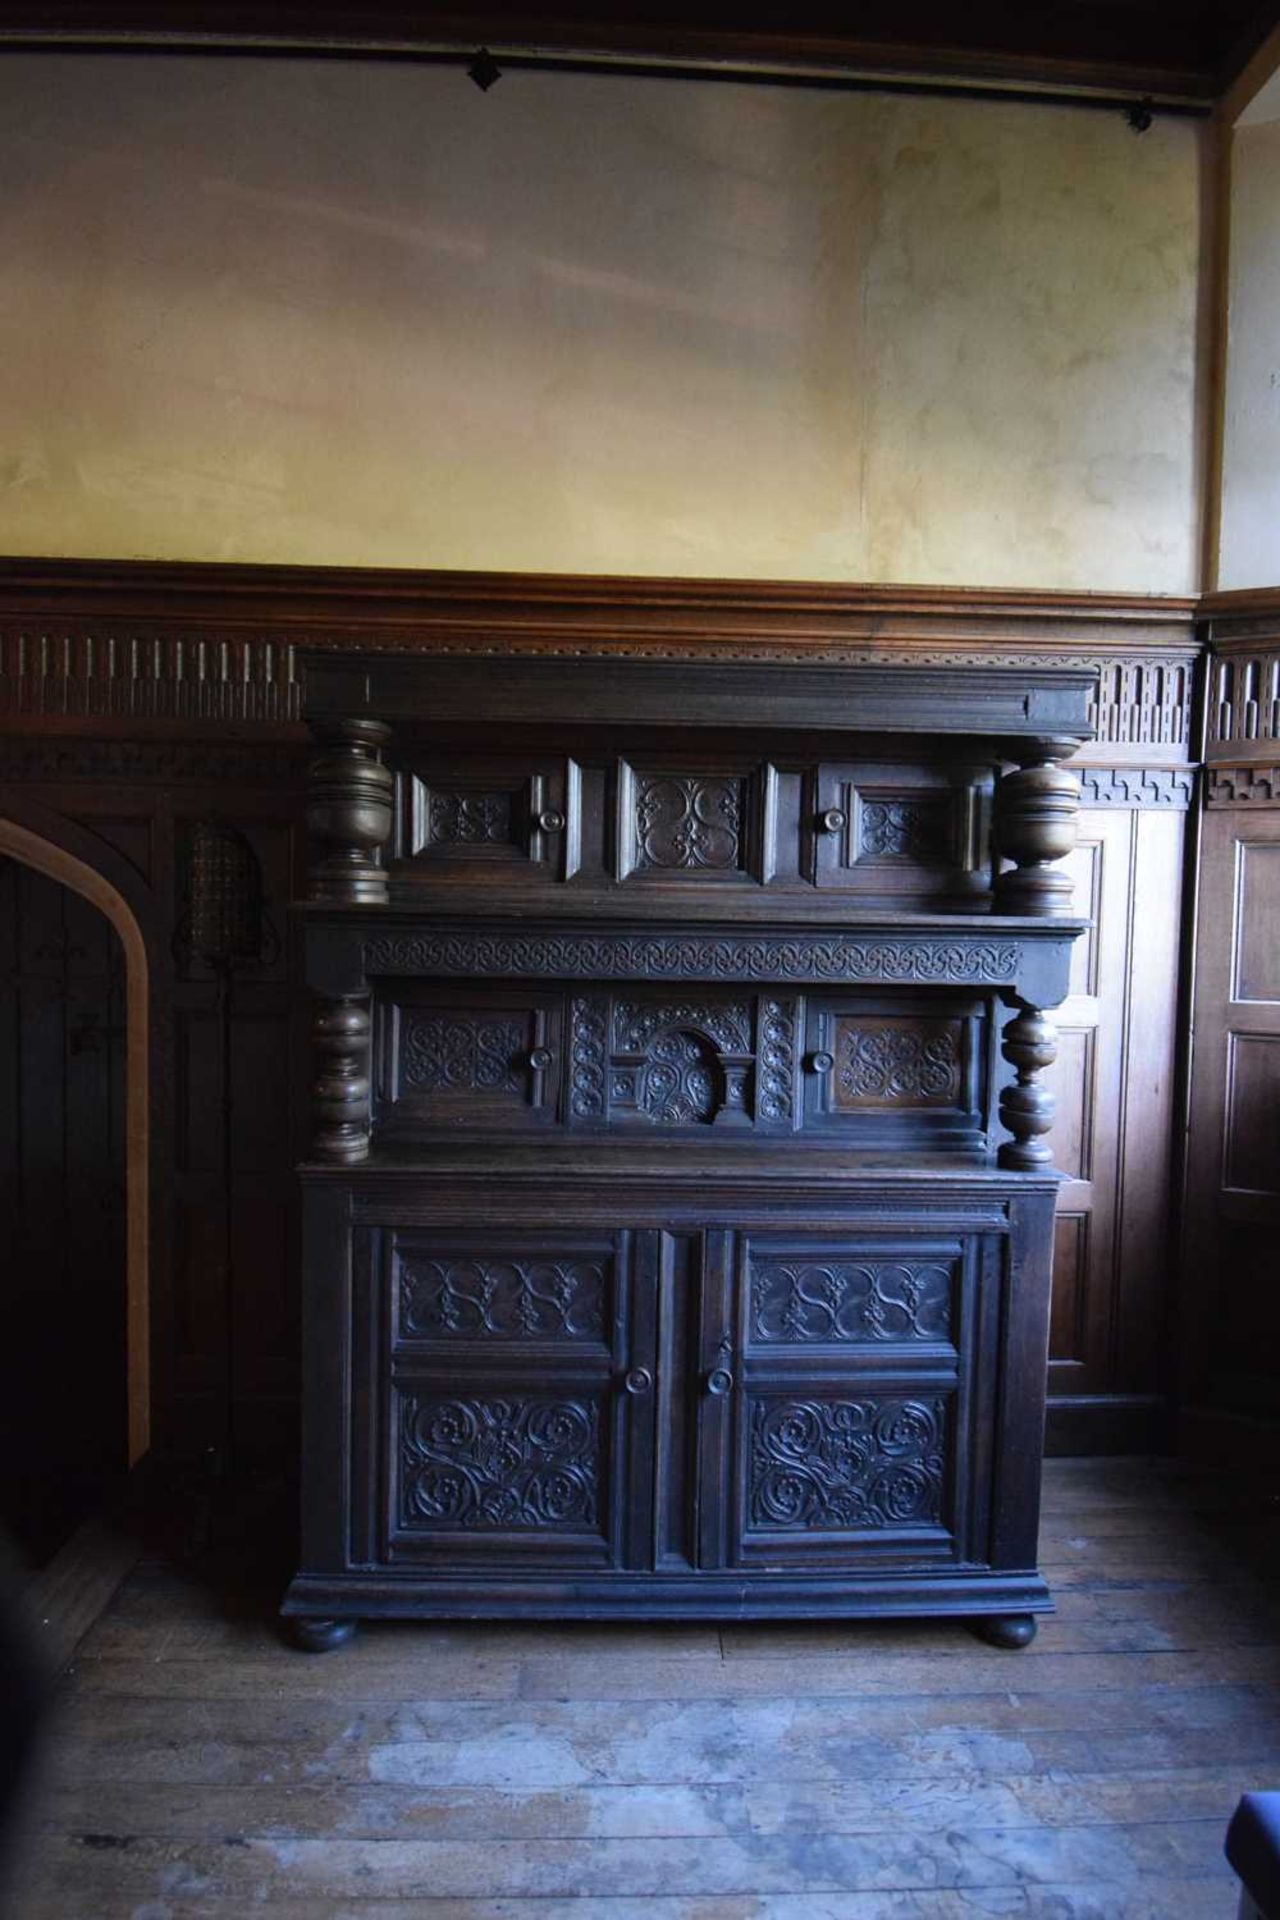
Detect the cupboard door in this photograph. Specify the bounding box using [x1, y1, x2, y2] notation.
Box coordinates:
[373, 984, 564, 1137]
[698, 1227, 998, 1571]
[368, 1227, 655, 1570]
[393, 754, 579, 882]
[808, 762, 991, 906]
[800, 992, 993, 1153]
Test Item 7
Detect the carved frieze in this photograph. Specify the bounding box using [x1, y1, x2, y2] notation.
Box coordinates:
[364, 931, 1023, 986]
[1077, 767, 1195, 809]
[1209, 650, 1280, 749]
[400, 1395, 600, 1530]
[1205, 765, 1280, 808]
[398, 1254, 607, 1341]
[749, 1396, 947, 1530]
[750, 1257, 954, 1343]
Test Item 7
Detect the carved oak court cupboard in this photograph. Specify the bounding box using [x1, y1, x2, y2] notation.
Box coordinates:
[282, 649, 1091, 1651]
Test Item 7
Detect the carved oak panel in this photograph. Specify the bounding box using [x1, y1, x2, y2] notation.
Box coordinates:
[398, 1394, 602, 1532]
[396, 1249, 610, 1344]
[615, 760, 769, 884]
[810, 763, 986, 905]
[375, 986, 563, 1135]
[747, 1395, 949, 1531]
[831, 1015, 964, 1110]
[803, 996, 986, 1149]
[396, 755, 577, 880]
[750, 1254, 955, 1345]
[567, 990, 799, 1130]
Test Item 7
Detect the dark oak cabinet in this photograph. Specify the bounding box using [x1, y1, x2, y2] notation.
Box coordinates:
[284, 652, 1092, 1650]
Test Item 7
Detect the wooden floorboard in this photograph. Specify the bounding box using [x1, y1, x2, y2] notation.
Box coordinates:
[9, 1456, 1280, 1917]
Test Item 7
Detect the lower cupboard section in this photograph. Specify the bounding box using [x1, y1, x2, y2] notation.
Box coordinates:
[285, 1173, 1058, 1629]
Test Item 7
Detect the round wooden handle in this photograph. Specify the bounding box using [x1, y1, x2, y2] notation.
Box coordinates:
[537, 808, 566, 833]
[707, 1367, 734, 1397]
[624, 1368, 653, 1396]
[528, 1045, 553, 1071]
[818, 808, 847, 833]
[808, 1050, 835, 1074]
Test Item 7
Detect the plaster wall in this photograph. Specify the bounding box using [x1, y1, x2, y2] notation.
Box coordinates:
[0, 56, 1202, 588]
[1218, 118, 1280, 590]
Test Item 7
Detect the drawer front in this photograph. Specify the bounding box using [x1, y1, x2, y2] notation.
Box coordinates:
[370, 1227, 652, 1569]
[698, 1226, 1002, 1572]
[394, 754, 579, 882]
[809, 762, 991, 906]
[374, 985, 563, 1136]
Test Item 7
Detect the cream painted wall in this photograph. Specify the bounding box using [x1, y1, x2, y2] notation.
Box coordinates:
[0, 56, 1202, 588]
[1218, 119, 1280, 589]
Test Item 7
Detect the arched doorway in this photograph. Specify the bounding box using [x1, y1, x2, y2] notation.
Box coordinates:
[0, 819, 150, 1566]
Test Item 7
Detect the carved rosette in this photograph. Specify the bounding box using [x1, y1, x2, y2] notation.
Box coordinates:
[312, 994, 373, 1162]
[993, 737, 1081, 917]
[997, 1004, 1058, 1171]
[307, 717, 394, 905]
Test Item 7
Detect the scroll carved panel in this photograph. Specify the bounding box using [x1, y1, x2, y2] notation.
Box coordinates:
[748, 1396, 948, 1531]
[635, 774, 743, 872]
[399, 1395, 601, 1531]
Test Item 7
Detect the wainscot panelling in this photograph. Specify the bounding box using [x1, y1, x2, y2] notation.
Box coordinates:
[1183, 591, 1280, 1459]
[0, 561, 1202, 1462]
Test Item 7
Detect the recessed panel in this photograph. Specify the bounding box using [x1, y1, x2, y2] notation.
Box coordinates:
[1234, 843, 1280, 1003]
[1048, 1213, 1088, 1366]
[1225, 1034, 1280, 1194]
[1044, 1025, 1094, 1183]
[745, 1393, 951, 1534]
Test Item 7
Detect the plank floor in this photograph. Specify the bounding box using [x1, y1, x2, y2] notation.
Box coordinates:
[8, 1456, 1280, 1918]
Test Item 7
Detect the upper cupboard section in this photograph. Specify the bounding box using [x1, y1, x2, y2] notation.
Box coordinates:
[389, 750, 993, 908]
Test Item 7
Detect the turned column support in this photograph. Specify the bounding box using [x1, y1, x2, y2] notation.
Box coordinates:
[312, 993, 373, 1163]
[307, 717, 394, 906]
[993, 736, 1081, 917]
[998, 1000, 1058, 1171]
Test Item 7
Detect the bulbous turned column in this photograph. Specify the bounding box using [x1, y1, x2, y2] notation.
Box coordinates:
[993, 737, 1080, 917]
[998, 1003, 1058, 1171]
[312, 995, 372, 1163]
[307, 718, 394, 905]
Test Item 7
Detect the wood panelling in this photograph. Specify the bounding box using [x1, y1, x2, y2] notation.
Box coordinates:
[0, 561, 1207, 1464]
[1184, 594, 1280, 1444]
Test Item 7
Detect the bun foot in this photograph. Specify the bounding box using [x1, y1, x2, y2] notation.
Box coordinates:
[973, 1612, 1037, 1650]
[285, 1615, 358, 1653]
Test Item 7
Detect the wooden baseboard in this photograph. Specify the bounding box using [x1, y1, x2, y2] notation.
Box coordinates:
[1044, 1394, 1174, 1457]
[1176, 1403, 1280, 1474]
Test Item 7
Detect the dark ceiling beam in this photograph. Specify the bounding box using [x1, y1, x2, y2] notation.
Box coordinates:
[0, 3, 1266, 108]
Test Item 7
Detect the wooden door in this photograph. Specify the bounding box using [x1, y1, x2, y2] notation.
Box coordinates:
[0, 856, 127, 1562]
[370, 1225, 657, 1571]
[699, 1223, 999, 1573]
